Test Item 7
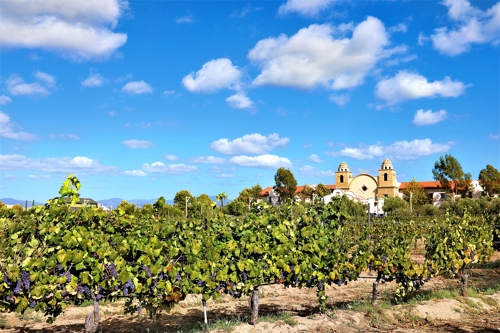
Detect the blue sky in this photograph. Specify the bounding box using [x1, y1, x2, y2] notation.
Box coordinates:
[0, 0, 499, 202]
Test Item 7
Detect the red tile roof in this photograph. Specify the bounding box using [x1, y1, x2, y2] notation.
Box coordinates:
[399, 181, 441, 190]
[260, 185, 336, 196]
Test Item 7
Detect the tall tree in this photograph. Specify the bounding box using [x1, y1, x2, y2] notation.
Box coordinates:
[432, 154, 472, 201]
[402, 178, 429, 206]
[173, 190, 193, 208]
[479, 164, 500, 197]
[237, 184, 263, 204]
[315, 183, 332, 198]
[216, 192, 228, 208]
[274, 167, 297, 203]
[299, 185, 315, 202]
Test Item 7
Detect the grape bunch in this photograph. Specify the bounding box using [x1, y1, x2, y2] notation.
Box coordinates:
[106, 264, 118, 279]
[122, 279, 135, 296]
[77, 285, 92, 299]
[140, 265, 151, 278]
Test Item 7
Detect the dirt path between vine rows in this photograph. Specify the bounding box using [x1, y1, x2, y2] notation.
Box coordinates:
[2, 251, 500, 333]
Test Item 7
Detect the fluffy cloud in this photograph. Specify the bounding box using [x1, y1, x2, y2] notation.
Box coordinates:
[431, 0, 500, 56]
[0, 111, 39, 141]
[82, 71, 105, 87]
[226, 92, 254, 109]
[49, 134, 80, 140]
[412, 109, 448, 126]
[230, 154, 292, 168]
[5, 72, 56, 97]
[248, 17, 389, 90]
[215, 173, 235, 178]
[299, 165, 335, 177]
[182, 58, 242, 93]
[0, 95, 12, 105]
[329, 94, 350, 106]
[375, 71, 468, 105]
[121, 81, 153, 94]
[278, 0, 336, 16]
[326, 139, 453, 160]
[307, 154, 323, 163]
[211, 133, 289, 155]
[0, 0, 128, 60]
[141, 162, 197, 174]
[164, 154, 179, 161]
[489, 133, 499, 140]
[123, 170, 147, 177]
[0, 154, 118, 174]
[121, 140, 153, 149]
[190, 156, 226, 164]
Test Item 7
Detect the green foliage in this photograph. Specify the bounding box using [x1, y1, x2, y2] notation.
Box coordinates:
[216, 192, 228, 208]
[432, 154, 472, 201]
[174, 190, 193, 208]
[479, 164, 500, 197]
[425, 210, 494, 296]
[237, 184, 263, 204]
[225, 200, 247, 216]
[315, 183, 331, 198]
[274, 167, 297, 203]
[382, 197, 409, 214]
[402, 178, 430, 206]
[298, 185, 315, 202]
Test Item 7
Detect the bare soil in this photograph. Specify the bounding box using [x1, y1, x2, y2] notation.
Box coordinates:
[2, 251, 500, 333]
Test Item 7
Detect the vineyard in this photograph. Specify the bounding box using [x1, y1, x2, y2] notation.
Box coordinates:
[0, 175, 499, 333]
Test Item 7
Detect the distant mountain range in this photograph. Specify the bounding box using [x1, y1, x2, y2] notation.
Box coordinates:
[1, 196, 225, 209]
[0, 198, 44, 207]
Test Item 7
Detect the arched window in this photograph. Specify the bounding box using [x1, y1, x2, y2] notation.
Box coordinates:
[384, 173, 388, 182]
[340, 175, 344, 183]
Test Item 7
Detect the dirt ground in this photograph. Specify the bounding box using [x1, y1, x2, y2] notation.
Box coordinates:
[2, 251, 500, 333]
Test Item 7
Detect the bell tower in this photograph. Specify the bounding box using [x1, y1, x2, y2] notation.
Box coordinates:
[377, 158, 398, 197]
[335, 161, 352, 191]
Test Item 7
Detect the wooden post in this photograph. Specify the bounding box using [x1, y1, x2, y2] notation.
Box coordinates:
[460, 267, 469, 297]
[410, 191, 413, 213]
[371, 280, 379, 306]
[84, 295, 100, 333]
[185, 196, 189, 218]
[249, 287, 259, 325]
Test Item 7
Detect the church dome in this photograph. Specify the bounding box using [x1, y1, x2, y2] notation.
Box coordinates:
[381, 158, 393, 170]
[338, 161, 350, 172]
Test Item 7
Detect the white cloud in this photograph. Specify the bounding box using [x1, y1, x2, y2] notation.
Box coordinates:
[388, 23, 408, 33]
[141, 162, 197, 174]
[182, 58, 242, 93]
[33, 71, 56, 86]
[329, 94, 350, 106]
[299, 165, 335, 177]
[121, 139, 153, 149]
[108, 111, 118, 117]
[489, 133, 499, 140]
[230, 154, 292, 168]
[49, 134, 80, 140]
[375, 71, 468, 105]
[326, 139, 453, 160]
[190, 156, 226, 164]
[0, 0, 128, 61]
[6, 74, 52, 97]
[278, 0, 336, 16]
[0, 95, 12, 105]
[82, 71, 105, 87]
[226, 92, 254, 109]
[0, 111, 39, 141]
[308, 154, 323, 163]
[248, 17, 390, 90]
[412, 109, 448, 126]
[162, 90, 175, 97]
[175, 15, 194, 24]
[28, 174, 51, 179]
[215, 173, 235, 178]
[0, 154, 118, 174]
[123, 170, 147, 177]
[165, 154, 179, 161]
[211, 133, 289, 155]
[431, 0, 500, 56]
[121, 81, 153, 94]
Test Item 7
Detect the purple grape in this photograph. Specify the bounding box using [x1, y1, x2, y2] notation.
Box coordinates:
[140, 265, 151, 278]
[137, 306, 142, 315]
[175, 272, 182, 282]
[29, 301, 36, 308]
